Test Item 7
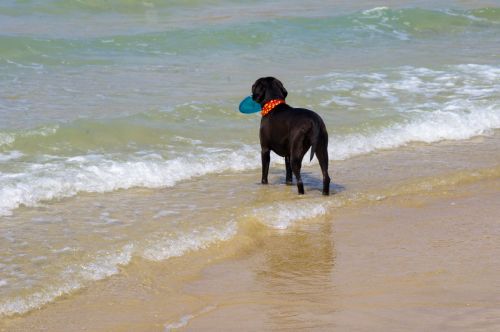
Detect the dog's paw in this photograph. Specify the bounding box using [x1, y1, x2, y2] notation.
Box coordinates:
[297, 183, 305, 195]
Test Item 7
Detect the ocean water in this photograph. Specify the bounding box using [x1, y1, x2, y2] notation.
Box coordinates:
[0, 0, 499, 317]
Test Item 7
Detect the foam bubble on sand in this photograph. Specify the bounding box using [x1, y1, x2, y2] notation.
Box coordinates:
[164, 306, 216, 331]
[164, 313, 195, 331]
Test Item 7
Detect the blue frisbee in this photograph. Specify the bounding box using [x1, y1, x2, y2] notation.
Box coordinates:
[239, 96, 261, 114]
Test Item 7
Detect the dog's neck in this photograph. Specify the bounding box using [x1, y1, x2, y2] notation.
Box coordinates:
[261, 99, 286, 117]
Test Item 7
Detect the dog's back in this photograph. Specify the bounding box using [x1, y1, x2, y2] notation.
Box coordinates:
[260, 104, 328, 162]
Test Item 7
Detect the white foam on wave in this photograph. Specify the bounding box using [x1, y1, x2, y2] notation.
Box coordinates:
[252, 201, 329, 230]
[1, 100, 499, 217]
[0, 280, 81, 317]
[1, 65, 498, 216]
[312, 64, 499, 105]
[0, 145, 261, 216]
[0, 150, 23, 161]
[0, 244, 133, 317]
[76, 244, 134, 281]
[331, 104, 500, 160]
[0, 133, 15, 147]
[142, 222, 237, 261]
[310, 64, 500, 159]
[362, 7, 390, 15]
[0, 221, 238, 317]
[0, 125, 59, 148]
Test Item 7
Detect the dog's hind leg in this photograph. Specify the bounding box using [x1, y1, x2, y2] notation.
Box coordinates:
[261, 149, 270, 184]
[316, 141, 331, 195]
[285, 156, 293, 185]
[291, 157, 305, 194]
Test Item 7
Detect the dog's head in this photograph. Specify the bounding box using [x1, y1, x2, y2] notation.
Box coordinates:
[252, 77, 288, 106]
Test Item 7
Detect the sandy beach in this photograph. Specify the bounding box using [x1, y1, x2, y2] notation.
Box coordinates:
[184, 180, 500, 332]
[1, 133, 499, 332]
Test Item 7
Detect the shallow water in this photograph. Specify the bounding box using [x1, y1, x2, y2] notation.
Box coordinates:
[1, 133, 499, 332]
[179, 179, 500, 331]
[0, 0, 499, 318]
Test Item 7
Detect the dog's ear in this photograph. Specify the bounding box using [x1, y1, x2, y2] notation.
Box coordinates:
[252, 78, 266, 104]
[273, 78, 288, 99]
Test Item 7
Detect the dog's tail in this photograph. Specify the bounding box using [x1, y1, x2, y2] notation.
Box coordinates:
[309, 121, 320, 162]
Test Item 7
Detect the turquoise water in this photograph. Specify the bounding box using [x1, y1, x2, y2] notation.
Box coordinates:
[0, 0, 499, 317]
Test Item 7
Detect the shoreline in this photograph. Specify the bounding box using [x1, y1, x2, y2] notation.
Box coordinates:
[182, 178, 500, 331]
[1, 134, 499, 331]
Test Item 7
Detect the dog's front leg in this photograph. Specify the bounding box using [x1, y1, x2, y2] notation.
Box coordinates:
[285, 156, 293, 185]
[261, 149, 270, 184]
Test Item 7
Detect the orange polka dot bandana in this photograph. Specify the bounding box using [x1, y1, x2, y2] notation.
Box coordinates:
[261, 99, 286, 117]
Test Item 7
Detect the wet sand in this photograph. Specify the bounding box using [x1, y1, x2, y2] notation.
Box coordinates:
[183, 179, 500, 331]
[1, 135, 499, 331]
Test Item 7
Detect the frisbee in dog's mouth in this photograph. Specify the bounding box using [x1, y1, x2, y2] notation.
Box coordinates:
[238, 96, 261, 114]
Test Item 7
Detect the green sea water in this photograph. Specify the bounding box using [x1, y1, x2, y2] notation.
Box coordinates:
[0, 0, 499, 317]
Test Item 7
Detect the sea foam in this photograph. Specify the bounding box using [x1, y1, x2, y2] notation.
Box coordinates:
[0, 146, 261, 216]
[0, 223, 237, 317]
[1, 102, 498, 217]
[141, 222, 237, 261]
[0, 65, 498, 216]
[331, 105, 500, 160]
[0, 245, 133, 316]
[252, 201, 329, 230]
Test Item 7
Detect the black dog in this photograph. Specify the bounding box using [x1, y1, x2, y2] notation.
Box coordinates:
[252, 77, 330, 195]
